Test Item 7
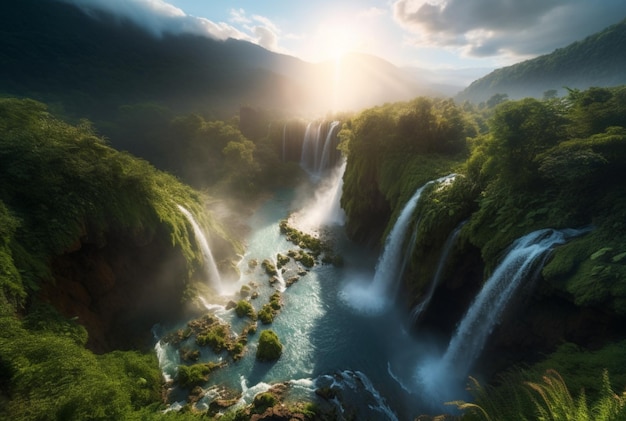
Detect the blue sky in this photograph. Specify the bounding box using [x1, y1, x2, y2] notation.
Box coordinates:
[64, 0, 626, 72]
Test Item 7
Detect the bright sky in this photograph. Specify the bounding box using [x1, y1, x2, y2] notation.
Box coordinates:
[65, 0, 626, 71]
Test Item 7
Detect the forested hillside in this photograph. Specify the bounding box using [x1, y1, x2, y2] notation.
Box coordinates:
[337, 85, 626, 419]
[0, 98, 242, 419]
[457, 18, 626, 103]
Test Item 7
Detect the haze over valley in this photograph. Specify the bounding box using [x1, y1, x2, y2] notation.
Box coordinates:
[2, 1, 626, 420]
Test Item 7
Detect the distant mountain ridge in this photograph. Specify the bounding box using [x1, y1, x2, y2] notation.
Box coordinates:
[0, 0, 447, 117]
[457, 18, 626, 103]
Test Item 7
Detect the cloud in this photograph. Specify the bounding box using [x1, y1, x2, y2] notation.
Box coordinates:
[393, 0, 626, 59]
[254, 26, 279, 51]
[357, 7, 387, 19]
[61, 0, 249, 40]
[226, 8, 284, 53]
[229, 8, 251, 25]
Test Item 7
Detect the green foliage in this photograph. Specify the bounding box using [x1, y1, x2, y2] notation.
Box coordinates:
[0, 312, 162, 420]
[261, 259, 278, 276]
[196, 324, 229, 352]
[256, 330, 283, 362]
[279, 220, 324, 255]
[23, 303, 88, 346]
[276, 253, 290, 268]
[543, 227, 626, 315]
[235, 300, 256, 319]
[251, 392, 278, 414]
[257, 304, 275, 324]
[258, 294, 281, 325]
[0, 200, 24, 306]
[176, 362, 220, 389]
[452, 369, 626, 421]
[339, 97, 475, 241]
[269, 291, 282, 310]
[457, 19, 626, 103]
[0, 97, 217, 305]
[98, 350, 163, 409]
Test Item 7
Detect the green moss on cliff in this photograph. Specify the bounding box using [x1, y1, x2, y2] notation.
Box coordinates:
[544, 229, 626, 315]
[0, 98, 223, 305]
[0, 97, 245, 419]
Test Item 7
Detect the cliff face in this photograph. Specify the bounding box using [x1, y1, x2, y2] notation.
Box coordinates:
[338, 90, 626, 380]
[42, 228, 189, 353]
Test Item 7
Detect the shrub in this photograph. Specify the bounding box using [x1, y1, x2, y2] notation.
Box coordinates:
[256, 330, 282, 362]
[257, 304, 275, 324]
[177, 362, 220, 389]
[261, 259, 277, 276]
[235, 300, 255, 319]
[251, 392, 277, 414]
[196, 324, 229, 352]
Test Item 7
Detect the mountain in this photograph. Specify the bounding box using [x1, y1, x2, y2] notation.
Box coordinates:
[457, 18, 626, 103]
[0, 0, 440, 117]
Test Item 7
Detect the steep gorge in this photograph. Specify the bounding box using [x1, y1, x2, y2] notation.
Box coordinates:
[44, 228, 189, 353]
[337, 90, 626, 385]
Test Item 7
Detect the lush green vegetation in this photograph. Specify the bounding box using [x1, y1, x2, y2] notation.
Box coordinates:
[177, 362, 222, 389]
[0, 303, 163, 420]
[457, 18, 626, 103]
[451, 369, 626, 420]
[0, 97, 218, 307]
[0, 97, 241, 419]
[257, 292, 282, 325]
[256, 330, 283, 362]
[235, 299, 256, 319]
[338, 97, 473, 242]
[338, 86, 626, 418]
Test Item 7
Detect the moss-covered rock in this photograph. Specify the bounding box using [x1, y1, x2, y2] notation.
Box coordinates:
[256, 330, 283, 361]
[235, 300, 256, 319]
[177, 362, 222, 389]
[261, 259, 278, 276]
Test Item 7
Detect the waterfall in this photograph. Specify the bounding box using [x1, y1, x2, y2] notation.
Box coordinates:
[370, 175, 456, 300]
[299, 121, 341, 178]
[319, 121, 341, 172]
[340, 174, 455, 314]
[416, 226, 592, 403]
[295, 159, 347, 231]
[154, 340, 179, 383]
[410, 220, 466, 323]
[327, 159, 346, 225]
[300, 122, 321, 174]
[177, 205, 222, 291]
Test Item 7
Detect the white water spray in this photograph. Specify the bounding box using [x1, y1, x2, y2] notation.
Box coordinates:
[319, 121, 341, 172]
[416, 226, 591, 404]
[340, 175, 456, 314]
[154, 340, 179, 383]
[177, 205, 222, 292]
[299, 121, 341, 178]
[294, 159, 346, 231]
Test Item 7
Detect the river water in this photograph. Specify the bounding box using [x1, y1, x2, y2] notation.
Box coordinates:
[156, 189, 460, 419]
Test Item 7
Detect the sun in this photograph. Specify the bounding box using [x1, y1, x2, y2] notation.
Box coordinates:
[313, 22, 365, 61]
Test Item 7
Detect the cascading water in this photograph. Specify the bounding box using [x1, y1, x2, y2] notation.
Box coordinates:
[293, 158, 346, 231]
[300, 122, 321, 175]
[299, 121, 341, 178]
[416, 226, 592, 405]
[340, 174, 456, 314]
[177, 205, 222, 292]
[410, 220, 466, 323]
[319, 121, 341, 172]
